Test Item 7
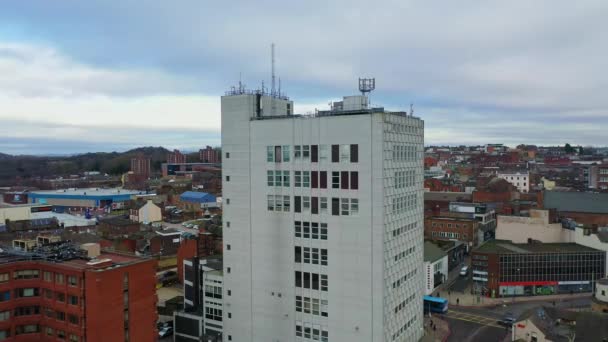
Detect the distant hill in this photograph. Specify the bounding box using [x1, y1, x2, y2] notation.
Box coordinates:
[0, 146, 172, 185]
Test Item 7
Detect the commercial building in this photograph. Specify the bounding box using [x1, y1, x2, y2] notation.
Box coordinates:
[28, 188, 141, 210]
[425, 202, 496, 249]
[0, 241, 158, 341]
[424, 241, 448, 295]
[471, 240, 605, 297]
[168, 149, 187, 164]
[199, 146, 220, 164]
[174, 257, 223, 341]
[222, 85, 424, 341]
[130, 154, 151, 179]
[497, 170, 529, 193]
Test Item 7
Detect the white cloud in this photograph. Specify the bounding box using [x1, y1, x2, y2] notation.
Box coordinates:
[0, 42, 221, 145]
[1, 0, 608, 151]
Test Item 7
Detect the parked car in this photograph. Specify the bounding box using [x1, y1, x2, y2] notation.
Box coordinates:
[192, 225, 199, 230]
[459, 266, 469, 277]
[158, 326, 173, 338]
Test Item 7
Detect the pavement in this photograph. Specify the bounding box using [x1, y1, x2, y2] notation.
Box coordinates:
[421, 315, 450, 342]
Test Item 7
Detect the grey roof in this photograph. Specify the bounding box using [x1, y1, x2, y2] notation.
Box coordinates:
[544, 191, 608, 214]
[424, 241, 447, 262]
[516, 305, 608, 342]
[424, 192, 472, 202]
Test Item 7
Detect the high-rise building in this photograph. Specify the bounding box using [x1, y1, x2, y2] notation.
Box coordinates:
[221, 86, 425, 341]
[130, 153, 151, 178]
[168, 149, 187, 164]
[0, 241, 157, 342]
[200, 146, 220, 163]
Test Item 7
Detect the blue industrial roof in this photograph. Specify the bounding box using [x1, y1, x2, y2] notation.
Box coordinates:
[29, 188, 140, 202]
[180, 191, 216, 203]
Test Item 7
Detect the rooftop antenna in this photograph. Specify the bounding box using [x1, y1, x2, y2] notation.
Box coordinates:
[278, 77, 281, 97]
[358, 78, 375, 96]
[358, 78, 375, 109]
[271, 43, 276, 96]
[410, 103, 414, 116]
[238, 72, 244, 93]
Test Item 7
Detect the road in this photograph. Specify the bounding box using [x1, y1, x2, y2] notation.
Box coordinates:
[442, 296, 591, 342]
[442, 308, 508, 342]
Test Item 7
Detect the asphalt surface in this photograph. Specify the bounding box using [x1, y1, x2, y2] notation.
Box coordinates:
[442, 296, 592, 342]
[443, 309, 509, 342]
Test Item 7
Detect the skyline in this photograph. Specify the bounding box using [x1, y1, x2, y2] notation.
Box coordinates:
[1, 1, 608, 154]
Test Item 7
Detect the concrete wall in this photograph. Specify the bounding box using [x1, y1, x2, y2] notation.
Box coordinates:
[0, 206, 32, 222]
[495, 210, 574, 243]
[139, 200, 162, 223]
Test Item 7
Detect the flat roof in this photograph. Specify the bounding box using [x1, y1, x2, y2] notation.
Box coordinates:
[0, 250, 148, 271]
[0, 203, 49, 209]
[29, 188, 141, 200]
[474, 239, 603, 254]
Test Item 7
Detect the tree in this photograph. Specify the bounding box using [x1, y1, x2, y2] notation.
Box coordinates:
[578, 146, 584, 155]
[564, 143, 575, 154]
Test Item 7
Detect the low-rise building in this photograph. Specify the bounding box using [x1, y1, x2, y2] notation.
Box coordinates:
[542, 190, 608, 226]
[174, 256, 223, 341]
[129, 199, 162, 224]
[424, 241, 448, 295]
[425, 202, 496, 249]
[178, 192, 218, 211]
[472, 239, 605, 298]
[497, 170, 530, 193]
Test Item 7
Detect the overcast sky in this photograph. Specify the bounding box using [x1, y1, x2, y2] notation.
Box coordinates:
[1, 1, 607, 155]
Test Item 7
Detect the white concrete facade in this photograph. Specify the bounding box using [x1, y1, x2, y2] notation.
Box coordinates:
[424, 256, 448, 295]
[222, 93, 424, 342]
[497, 171, 530, 193]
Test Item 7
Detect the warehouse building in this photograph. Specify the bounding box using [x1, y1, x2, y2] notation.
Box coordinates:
[28, 188, 141, 210]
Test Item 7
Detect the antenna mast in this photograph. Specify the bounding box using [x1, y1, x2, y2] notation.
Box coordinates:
[271, 43, 276, 96]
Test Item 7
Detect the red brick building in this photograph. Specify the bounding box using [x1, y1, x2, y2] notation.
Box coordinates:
[167, 149, 187, 164]
[599, 164, 608, 190]
[130, 153, 151, 179]
[0, 247, 157, 342]
[199, 146, 220, 163]
[425, 216, 480, 249]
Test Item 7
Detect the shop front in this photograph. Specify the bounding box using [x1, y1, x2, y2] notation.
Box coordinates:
[557, 281, 592, 294]
[498, 281, 558, 297]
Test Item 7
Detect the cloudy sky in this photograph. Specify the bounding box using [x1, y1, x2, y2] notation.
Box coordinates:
[1, 1, 607, 155]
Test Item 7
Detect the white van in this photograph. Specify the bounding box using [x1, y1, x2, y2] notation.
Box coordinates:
[459, 266, 469, 277]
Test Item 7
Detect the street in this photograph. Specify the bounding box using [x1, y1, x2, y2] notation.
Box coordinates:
[439, 296, 592, 342]
[442, 308, 508, 342]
